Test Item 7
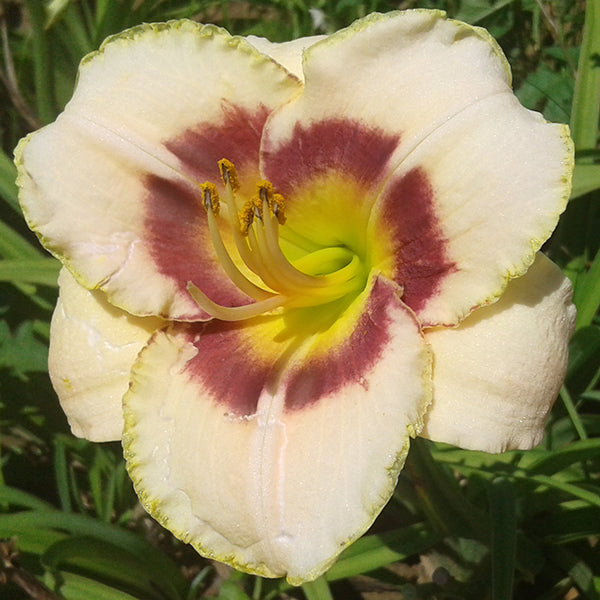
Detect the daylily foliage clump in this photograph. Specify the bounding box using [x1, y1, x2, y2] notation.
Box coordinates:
[15, 10, 575, 584]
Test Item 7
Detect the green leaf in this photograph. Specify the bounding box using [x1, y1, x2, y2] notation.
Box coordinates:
[0, 484, 55, 511]
[5, 527, 66, 555]
[526, 439, 600, 475]
[42, 536, 182, 600]
[516, 61, 573, 122]
[487, 478, 516, 600]
[215, 580, 252, 600]
[571, 164, 600, 199]
[513, 473, 600, 509]
[54, 437, 73, 513]
[0, 258, 60, 286]
[560, 385, 588, 441]
[406, 438, 488, 540]
[0, 221, 42, 260]
[547, 547, 600, 600]
[540, 507, 600, 542]
[567, 325, 600, 392]
[570, 0, 600, 154]
[0, 510, 187, 597]
[24, 0, 58, 123]
[0, 320, 49, 378]
[0, 150, 20, 213]
[45, 0, 73, 29]
[302, 577, 333, 600]
[325, 523, 440, 581]
[573, 246, 600, 329]
[44, 570, 145, 600]
[454, 0, 515, 25]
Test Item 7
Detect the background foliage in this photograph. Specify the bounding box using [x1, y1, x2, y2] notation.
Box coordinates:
[0, 0, 599, 599]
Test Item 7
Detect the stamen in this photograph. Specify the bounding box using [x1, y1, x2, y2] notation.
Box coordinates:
[199, 181, 273, 301]
[190, 159, 366, 322]
[204, 208, 274, 301]
[252, 213, 354, 298]
[187, 282, 286, 321]
[260, 201, 336, 290]
[244, 225, 290, 294]
[211, 163, 263, 275]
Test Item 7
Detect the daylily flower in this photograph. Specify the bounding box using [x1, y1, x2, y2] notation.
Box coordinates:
[15, 10, 575, 584]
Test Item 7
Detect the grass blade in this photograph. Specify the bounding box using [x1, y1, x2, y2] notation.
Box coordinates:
[23, 0, 57, 123]
[571, 163, 600, 199]
[0, 258, 60, 286]
[325, 523, 439, 581]
[0, 485, 55, 510]
[570, 0, 600, 154]
[0, 149, 20, 212]
[302, 577, 334, 600]
[0, 221, 42, 260]
[573, 246, 600, 329]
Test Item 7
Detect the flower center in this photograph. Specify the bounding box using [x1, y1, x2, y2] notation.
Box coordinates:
[187, 159, 366, 321]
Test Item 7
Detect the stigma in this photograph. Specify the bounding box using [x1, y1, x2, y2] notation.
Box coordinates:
[188, 160, 364, 321]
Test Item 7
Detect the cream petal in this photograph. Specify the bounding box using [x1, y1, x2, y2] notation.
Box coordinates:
[371, 93, 572, 327]
[261, 10, 572, 327]
[16, 21, 301, 320]
[49, 268, 162, 442]
[263, 10, 513, 166]
[246, 35, 326, 80]
[421, 254, 576, 453]
[122, 276, 431, 583]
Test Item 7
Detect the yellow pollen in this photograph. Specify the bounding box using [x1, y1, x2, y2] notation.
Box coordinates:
[271, 193, 286, 225]
[257, 180, 274, 202]
[239, 200, 257, 235]
[218, 158, 239, 192]
[252, 196, 264, 220]
[200, 182, 220, 214]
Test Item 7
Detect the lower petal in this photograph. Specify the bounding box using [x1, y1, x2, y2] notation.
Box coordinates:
[49, 268, 163, 442]
[421, 254, 576, 452]
[122, 276, 431, 583]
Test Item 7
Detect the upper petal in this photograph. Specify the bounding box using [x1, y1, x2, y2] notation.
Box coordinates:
[263, 10, 513, 156]
[421, 254, 576, 452]
[246, 35, 326, 80]
[49, 268, 162, 442]
[122, 275, 431, 583]
[261, 10, 572, 327]
[16, 21, 301, 320]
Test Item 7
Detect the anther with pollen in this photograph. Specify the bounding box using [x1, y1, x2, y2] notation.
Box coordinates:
[200, 182, 219, 214]
[218, 158, 239, 192]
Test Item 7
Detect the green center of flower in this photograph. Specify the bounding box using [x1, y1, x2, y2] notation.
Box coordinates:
[187, 159, 366, 321]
